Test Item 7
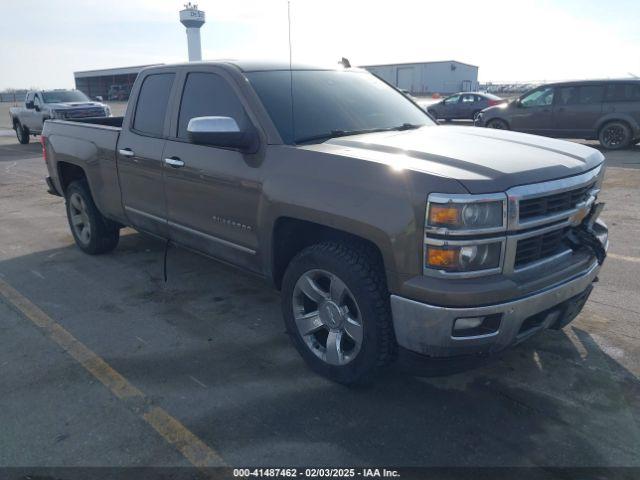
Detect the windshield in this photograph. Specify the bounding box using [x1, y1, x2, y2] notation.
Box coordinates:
[42, 90, 90, 103]
[245, 70, 434, 144]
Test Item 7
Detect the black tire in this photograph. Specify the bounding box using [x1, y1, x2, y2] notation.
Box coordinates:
[472, 110, 481, 121]
[598, 121, 632, 150]
[486, 118, 509, 130]
[65, 180, 120, 254]
[281, 241, 396, 385]
[15, 122, 29, 144]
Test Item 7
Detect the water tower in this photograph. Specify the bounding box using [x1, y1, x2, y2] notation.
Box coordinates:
[180, 3, 205, 61]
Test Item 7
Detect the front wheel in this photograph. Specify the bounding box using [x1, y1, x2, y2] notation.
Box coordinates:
[486, 118, 509, 130]
[281, 241, 396, 384]
[15, 122, 29, 144]
[65, 180, 120, 254]
[599, 121, 631, 150]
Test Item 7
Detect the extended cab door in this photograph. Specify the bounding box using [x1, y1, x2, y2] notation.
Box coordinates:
[116, 71, 177, 237]
[553, 84, 604, 138]
[162, 68, 262, 272]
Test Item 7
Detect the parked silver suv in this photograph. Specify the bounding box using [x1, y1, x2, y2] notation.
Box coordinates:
[475, 79, 640, 149]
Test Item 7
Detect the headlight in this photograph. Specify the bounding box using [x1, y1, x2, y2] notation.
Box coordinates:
[53, 110, 66, 119]
[426, 193, 506, 234]
[425, 241, 502, 273]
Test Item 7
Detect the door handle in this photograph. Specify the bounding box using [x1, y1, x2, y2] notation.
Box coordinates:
[118, 148, 135, 158]
[164, 157, 185, 168]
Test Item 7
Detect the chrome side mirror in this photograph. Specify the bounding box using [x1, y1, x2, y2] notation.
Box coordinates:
[186, 116, 258, 153]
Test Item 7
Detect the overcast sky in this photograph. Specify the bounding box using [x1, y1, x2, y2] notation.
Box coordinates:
[1, 0, 639, 90]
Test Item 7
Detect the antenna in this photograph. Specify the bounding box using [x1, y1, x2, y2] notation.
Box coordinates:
[288, 1, 296, 143]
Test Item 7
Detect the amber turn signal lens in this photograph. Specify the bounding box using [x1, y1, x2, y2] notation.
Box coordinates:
[429, 205, 460, 226]
[426, 247, 458, 268]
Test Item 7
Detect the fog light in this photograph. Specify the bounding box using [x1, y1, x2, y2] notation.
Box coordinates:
[452, 314, 502, 338]
[453, 316, 484, 331]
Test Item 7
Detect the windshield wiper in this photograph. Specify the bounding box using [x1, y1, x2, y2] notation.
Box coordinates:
[295, 124, 422, 144]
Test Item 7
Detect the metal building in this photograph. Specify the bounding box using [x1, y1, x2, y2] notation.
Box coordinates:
[74, 65, 160, 101]
[362, 60, 479, 95]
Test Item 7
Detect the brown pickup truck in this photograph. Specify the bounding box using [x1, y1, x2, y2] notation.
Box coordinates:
[42, 61, 609, 384]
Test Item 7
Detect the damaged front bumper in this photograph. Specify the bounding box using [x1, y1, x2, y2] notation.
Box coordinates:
[391, 220, 608, 358]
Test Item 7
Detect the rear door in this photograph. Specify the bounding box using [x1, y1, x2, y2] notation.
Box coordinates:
[116, 71, 177, 237]
[553, 84, 604, 138]
[162, 67, 262, 271]
[510, 86, 555, 135]
[458, 93, 478, 119]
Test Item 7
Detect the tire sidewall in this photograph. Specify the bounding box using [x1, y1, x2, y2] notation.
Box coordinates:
[15, 122, 29, 144]
[65, 181, 106, 254]
[281, 245, 386, 384]
[487, 118, 508, 130]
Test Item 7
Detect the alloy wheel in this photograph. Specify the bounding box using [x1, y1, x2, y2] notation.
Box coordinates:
[602, 125, 626, 148]
[292, 269, 364, 366]
[69, 192, 91, 244]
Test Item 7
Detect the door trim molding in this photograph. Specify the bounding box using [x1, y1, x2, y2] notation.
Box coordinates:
[168, 220, 256, 255]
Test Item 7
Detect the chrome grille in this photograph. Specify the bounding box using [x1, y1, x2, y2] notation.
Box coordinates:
[63, 107, 106, 118]
[519, 183, 596, 221]
[514, 227, 569, 268]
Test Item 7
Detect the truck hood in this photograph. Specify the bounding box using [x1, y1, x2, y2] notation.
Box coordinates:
[48, 102, 106, 109]
[317, 126, 604, 193]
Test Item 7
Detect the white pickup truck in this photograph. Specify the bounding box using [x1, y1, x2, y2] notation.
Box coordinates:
[9, 89, 110, 144]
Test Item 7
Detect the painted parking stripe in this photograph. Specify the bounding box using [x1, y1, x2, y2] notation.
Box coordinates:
[608, 253, 640, 263]
[0, 278, 226, 468]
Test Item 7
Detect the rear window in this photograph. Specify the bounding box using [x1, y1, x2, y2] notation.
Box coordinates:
[557, 85, 604, 105]
[605, 83, 640, 102]
[133, 73, 175, 137]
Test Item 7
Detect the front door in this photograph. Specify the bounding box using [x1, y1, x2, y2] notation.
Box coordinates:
[510, 86, 555, 135]
[553, 85, 604, 138]
[116, 72, 176, 238]
[163, 70, 262, 271]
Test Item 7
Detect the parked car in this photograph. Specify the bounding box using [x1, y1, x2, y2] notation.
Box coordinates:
[475, 79, 640, 149]
[9, 89, 110, 144]
[42, 61, 608, 384]
[427, 92, 506, 120]
[108, 84, 130, 101]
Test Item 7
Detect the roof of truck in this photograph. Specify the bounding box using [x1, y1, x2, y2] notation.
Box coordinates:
[144, 60, 354, 73]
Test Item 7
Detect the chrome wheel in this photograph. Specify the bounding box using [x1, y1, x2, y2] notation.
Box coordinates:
[69, 192, 91, 244]
[292, 269, 363, 366]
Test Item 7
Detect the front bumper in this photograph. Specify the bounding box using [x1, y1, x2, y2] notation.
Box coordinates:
[390, 260, 600, 357]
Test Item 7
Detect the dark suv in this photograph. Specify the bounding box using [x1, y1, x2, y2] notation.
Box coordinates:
[475, 79, 640, 149]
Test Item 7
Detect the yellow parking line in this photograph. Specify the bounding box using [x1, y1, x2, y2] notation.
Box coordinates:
[0, 278, 226, 468]
[608, 253, 640, 263]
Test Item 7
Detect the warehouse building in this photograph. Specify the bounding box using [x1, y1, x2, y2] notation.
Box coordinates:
[74, 64, 160, 101]
[362, 60, 479, 95]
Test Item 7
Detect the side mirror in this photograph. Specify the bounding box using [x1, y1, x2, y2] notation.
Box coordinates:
[26, 101, 34, 109]
[513, 98, 522, 108]
[187, 116, 259, 153]
[35, 105, 41, 112]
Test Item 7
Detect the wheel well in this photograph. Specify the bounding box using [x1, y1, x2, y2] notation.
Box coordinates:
[271, 217, 385, 289]
[598, 119, 632, 136]
[57, 162, 87, 194]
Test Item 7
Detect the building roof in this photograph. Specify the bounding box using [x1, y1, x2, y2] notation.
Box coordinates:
[74, 64, 162, 78]
[361, 60, 479, 69]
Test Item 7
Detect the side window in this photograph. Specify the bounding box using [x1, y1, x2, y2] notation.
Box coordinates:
[557, 86, 578, 105]
[177, 72, 247, 139]
[461, 94, 475, 103]
[444, 94, 461, 105]
[605, 83, 640, 102]
[521, 87, 554, 107]
[25, 92, 34, 105]
[133, 73, 175, 137]
[578, 85, 604, 105]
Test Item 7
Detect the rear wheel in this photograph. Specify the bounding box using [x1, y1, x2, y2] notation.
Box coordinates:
[65, 180, 120, 254]
[599, 121, 631, 150]
[486, 118, 509, 130]
[281, 241, 395, 384]
[15, 122, 29, 144]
